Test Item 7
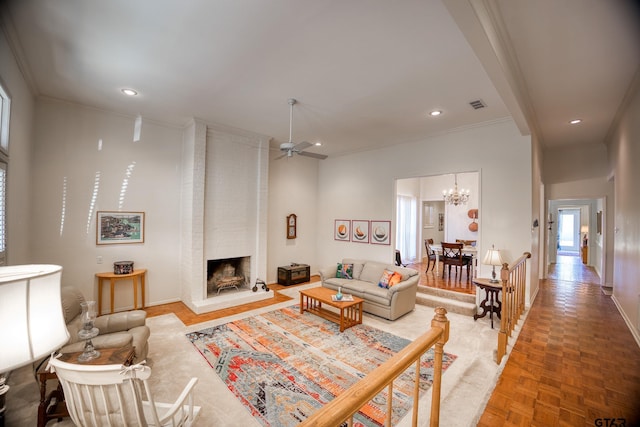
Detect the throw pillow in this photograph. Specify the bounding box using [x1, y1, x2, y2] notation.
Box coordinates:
[389, 271, 402, 287]
[336, 263, 353, 279]
[378, 269, 395, 289]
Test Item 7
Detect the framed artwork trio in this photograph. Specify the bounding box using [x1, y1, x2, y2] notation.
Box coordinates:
[334, 219, 390, 245]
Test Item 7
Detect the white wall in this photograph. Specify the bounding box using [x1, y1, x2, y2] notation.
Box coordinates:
[608, 77, 640, 340]
[30, 99, 184, 309]
[0, 28, 35, 265]
[315, 119, 532, 294]
[267, 152, 320, 282]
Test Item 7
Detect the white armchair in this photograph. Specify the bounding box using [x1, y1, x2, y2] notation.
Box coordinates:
[48, 356, 200, 426]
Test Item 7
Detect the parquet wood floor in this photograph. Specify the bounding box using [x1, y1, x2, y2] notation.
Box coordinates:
[478, 262, 640, 426]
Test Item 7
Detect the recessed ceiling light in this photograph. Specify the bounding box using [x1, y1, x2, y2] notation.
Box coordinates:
[429, 110, 442, 117]
[314, 142, 322, 146]
[569, 119, 582, 124]
[121, 88, 138, 96]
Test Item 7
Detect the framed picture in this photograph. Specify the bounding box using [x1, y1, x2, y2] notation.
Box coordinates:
[438, 213, 444, 231]
[370, 220, 390, 245]
[334, 219, 350, 241]
[596, 211, 603, 234]
[97, 211, 145, 245]
[352, 220, 369, 243]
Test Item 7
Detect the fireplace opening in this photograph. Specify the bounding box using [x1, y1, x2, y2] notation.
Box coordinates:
[207, 256, 251, 297]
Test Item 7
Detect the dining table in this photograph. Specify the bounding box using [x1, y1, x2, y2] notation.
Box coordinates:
[430, 243, 478, 278]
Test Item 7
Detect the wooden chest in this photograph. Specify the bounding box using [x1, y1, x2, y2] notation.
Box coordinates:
[277, 264, 310, 286]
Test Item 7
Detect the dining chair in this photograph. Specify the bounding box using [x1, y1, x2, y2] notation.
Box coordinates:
[440, 242, 473, 280]
[395, 250, 408, 267]
[424, 239, 438, 272]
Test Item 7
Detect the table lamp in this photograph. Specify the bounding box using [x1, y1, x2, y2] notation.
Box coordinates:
[0, 265, 70, 420]
[581, 225, 588, 246]
[482, 245, 504, 283]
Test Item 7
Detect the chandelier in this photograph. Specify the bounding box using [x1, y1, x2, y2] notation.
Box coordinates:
[443, 174, 470, 206]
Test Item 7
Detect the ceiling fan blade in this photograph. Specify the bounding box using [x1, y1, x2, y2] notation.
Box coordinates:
[298, 151, 328, 160]
[274, 152, 287, 160]
[293, 141, 312, 151]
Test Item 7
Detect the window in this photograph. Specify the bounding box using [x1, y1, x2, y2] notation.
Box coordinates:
[396, 195, 417, 261]
[0, 161, 5, 265]
[0, 81, 9, 154]
[0, 79, 9, 265]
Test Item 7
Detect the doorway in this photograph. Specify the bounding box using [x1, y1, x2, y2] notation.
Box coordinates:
[557, 208, 580, 255]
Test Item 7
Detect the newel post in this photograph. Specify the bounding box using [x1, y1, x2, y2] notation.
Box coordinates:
[429, 307, 449, 427]
[496, 263, 510, 364]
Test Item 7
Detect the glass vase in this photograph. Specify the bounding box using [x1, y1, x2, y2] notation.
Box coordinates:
[77, 301, 100, 362]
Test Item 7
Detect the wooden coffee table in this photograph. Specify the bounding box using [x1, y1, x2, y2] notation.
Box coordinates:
[300, 287, 363, 332]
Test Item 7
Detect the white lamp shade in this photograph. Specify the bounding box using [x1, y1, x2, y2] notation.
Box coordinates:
[482, 248, 504, 266]
[0, 265, 69, 373]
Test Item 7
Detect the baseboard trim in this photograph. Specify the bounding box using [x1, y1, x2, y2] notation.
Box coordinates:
[610, 294, 640, 348]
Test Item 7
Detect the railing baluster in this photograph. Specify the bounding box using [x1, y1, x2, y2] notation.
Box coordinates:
[497, 252, 531, 364]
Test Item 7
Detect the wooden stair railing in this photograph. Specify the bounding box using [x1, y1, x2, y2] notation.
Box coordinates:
[299, 307, 450, 427]
[496, 252, 531, 364]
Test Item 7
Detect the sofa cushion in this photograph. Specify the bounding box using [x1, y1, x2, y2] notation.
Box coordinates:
[378, 269, 395, 289]
[61, 286, 86, 324]
[363, 286, 394, 306]
[359, 261, 388, 284]
[336, 263, 353, 279]
[388, 265, 419, 281]
[389, 272, 402, 287]
[342, 259, 366, 279]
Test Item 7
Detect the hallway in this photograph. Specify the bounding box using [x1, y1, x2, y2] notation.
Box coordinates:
[478, 260, 640, 425]
[549, 253, 601, 285]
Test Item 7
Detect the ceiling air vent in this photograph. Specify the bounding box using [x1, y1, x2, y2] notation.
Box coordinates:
[469, 99, 486, 110]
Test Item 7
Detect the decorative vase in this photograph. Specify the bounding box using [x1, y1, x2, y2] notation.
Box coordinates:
[336, 287, 343, 301]
[77, 301, 100, 362]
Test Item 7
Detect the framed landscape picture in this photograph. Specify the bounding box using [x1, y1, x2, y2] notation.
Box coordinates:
[97, 211, 145, 245]
[370, 220, 390, 245]
[334, 219, 350, 241]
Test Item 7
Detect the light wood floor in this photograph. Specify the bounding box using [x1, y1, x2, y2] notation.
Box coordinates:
[144, 256, 640, 425]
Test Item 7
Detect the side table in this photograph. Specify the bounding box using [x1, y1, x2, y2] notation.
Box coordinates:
[36, 346, 135, 427]
[95, 269, 147, 315]
[472, 277, 502, 329]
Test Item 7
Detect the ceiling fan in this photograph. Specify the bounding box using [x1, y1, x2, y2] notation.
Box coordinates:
[276, 98, 328, 160]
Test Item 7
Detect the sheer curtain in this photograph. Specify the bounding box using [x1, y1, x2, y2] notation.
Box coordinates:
[396, 195, 417, 261]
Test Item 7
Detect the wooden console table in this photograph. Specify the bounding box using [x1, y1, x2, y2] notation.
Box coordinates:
[96, 269, 147, 315]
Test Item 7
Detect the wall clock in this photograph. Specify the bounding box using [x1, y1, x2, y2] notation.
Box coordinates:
[286, 214, 297, 239]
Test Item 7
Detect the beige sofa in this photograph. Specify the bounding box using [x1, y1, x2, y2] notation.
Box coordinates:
[59, 286, 150, 363]
[319, 258, 419, 320]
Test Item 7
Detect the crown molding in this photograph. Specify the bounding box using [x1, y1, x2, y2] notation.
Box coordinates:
[0, 4, 39, 96]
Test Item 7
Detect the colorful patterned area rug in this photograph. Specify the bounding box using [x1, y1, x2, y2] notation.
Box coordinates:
[187, 306, 456, 427]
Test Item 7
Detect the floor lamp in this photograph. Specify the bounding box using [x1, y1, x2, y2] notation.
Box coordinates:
[0, 265, 70, 425]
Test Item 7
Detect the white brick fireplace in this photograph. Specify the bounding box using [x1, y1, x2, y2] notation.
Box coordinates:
[180, 120, 273, 314]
